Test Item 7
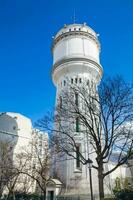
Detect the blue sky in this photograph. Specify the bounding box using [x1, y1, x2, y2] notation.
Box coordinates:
[0, 0, 133, 122]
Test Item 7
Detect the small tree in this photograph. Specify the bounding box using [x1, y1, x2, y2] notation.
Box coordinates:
[18, 141, 51, 200]
[0, 140, 20, 199]
[37, 76, 133, 200]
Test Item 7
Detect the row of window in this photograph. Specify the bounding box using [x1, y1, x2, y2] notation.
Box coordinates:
[69, 27, 81, 32]
[71, 78, 82, 84]
[61, 28, 81, 34]
[61, 78, 82, 86]
[61, 27, 93, 35]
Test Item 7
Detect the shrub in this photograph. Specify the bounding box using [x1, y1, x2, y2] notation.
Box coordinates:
[1, 192, 45, 200]
[114, 188, 133, 200]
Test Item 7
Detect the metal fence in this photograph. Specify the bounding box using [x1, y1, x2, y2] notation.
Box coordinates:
[56, 195, 95, 200]
[56, 197, 81, 200]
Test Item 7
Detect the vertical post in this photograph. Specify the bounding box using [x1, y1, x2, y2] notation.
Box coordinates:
[89, 167, 93, 200]
[88, 161, 93, 200]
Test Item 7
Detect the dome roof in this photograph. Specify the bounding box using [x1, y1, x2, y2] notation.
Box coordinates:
[54, 23, 98, 39]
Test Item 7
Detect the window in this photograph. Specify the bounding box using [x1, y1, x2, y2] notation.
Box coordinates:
[76, 145, 80, 168]
[69, 29, 71, 31]
[64, 80, 66, 86]
[75, 93, 78, 106]
[75, 78, 77, 84]
[13, 126, 16, 130]
[59, 96, 62, 108]
[71, 78, 73, 84]
[76, 117, 80, 132]
[10, 146, 13, 151]
[79, 78, 82, 83]
[79, 28, 81, 31]
[74, 28, 76, 31]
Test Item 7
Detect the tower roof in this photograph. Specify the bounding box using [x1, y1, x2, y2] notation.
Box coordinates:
[54, 23, 98, 39]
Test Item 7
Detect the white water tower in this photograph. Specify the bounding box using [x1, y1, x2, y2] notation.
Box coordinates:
[52, 23, 103, 198]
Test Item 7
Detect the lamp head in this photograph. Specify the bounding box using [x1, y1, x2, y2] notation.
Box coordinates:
[87, 158, 93, 169]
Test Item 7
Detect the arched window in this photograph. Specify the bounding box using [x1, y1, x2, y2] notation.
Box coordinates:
[75, 93, 78, 106]
[71, 78, 73, 84]
[59, 96, 62, 109]
[76, 145, 81, 168]
[76, 117, 80, 132]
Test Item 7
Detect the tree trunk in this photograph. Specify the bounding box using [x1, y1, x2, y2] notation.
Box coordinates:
[98, 165, 104, 200]
[7, 190, 14, 200]
[43, 190, 46, 200]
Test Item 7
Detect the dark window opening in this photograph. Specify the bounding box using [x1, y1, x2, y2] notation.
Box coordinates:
[76, 145, 80, 168]
[48, 191, 54, 200]
[71, 78, 73, 84]
[76, 117, 80, 132]
[75, 78, 78, 84]
[59, 96, 62, 108]
[10, 146, 13, 151]
[74, 28, 76, 31]
[75, 93, 78, 106]
[64, 80, 66, 86]
[79, 28, 81, 31]
[79, 78, 82, 83]
[69, 29, 71, 31]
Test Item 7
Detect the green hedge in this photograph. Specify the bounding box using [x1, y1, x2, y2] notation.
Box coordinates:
[1, 192, 45, 200]
[114, 188, 133, 200]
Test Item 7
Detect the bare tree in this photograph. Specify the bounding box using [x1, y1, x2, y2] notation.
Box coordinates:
[0, 140, 19, 199]
[36, 76, 133, 200]
[18, 141, 51, 200]
[0, 139, 38, 199]
[5, 152, 33, 200]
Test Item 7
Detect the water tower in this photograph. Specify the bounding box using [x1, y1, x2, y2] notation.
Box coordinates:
[52, 23, 103, 198]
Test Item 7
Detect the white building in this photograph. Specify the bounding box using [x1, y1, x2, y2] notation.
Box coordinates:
[0, 112, 48, 195]
[107, 152, 132, 191]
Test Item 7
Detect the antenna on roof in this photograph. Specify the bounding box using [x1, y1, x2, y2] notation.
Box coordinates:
[71, 9, 77, 24]
[73, 9, 76, 23]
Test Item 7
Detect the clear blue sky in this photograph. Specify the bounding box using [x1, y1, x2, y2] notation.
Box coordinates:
[0, 0, 133, 122]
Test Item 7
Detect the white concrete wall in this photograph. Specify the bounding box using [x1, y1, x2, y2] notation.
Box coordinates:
[53, 37, 99, 64]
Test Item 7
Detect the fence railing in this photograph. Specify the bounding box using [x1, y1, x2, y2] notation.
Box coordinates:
[56, 197, 81, 200]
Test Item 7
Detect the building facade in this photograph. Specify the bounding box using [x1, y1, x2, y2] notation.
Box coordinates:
[0, 112, 48, 195]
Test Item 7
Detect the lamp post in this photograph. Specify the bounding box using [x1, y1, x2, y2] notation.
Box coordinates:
[88, 160, 93, 200]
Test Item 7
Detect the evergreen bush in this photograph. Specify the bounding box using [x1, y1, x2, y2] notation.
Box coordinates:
[0, 192, 45, 200]
[114, 188, 133, 200]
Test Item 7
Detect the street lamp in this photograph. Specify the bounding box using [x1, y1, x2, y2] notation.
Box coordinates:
[88, 159, 93, 200]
